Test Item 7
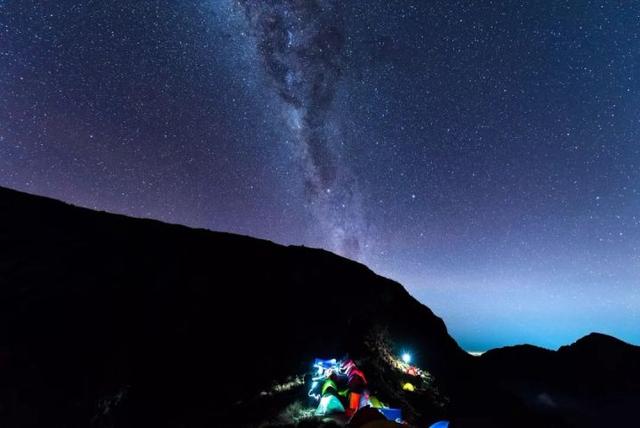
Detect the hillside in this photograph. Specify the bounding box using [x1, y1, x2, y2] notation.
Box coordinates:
[0, 186, 475, 427]
[1, 186, 636, 427]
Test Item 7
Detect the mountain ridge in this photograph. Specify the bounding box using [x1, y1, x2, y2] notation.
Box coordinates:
[1, 185, 638, 427]
[0, 185, 471, 427]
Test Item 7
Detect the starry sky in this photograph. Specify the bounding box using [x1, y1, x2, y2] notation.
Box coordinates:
[2, 0, 639, 351]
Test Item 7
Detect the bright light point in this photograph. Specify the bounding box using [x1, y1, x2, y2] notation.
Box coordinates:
[402, 353, 411, 364]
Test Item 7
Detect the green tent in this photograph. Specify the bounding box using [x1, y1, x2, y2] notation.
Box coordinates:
[368, 395, 385, 408]
[321, 379, 338, 395]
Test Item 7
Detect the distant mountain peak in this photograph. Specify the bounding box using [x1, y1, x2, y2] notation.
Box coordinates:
[574, 331, 628, 345]
[561, 332, 638, 352]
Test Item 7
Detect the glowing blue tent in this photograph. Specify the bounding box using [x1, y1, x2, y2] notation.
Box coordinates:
[378, 407, 402, 422]
[315, 394, 345, 415]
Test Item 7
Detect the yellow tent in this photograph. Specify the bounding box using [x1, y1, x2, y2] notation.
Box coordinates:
[402, 382, 415, 392]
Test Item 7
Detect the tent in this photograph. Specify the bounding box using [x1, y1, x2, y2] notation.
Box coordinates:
[378, 407, 402, 422]
[315, 393, 345, 416]
[321, 379, 338, 396]
[310, 357, 402, 423]
[402, 382, 416, 392]
[368, 395, 385, 409]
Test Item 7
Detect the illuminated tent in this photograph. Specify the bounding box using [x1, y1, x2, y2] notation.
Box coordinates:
[348, 391, 362, 415]
[368, 395, 385, 408]
[378, 407, 402, 422]
[310, 357, 395, 420]
[321, 379, 338, 396]
[315, 393, 345, 416]
[316, 377, 348, 416]
[343, 359, 357, 374]
[402, 382, 415, 392]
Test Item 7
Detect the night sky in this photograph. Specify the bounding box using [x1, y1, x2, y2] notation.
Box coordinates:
[2, 0, 639, 351]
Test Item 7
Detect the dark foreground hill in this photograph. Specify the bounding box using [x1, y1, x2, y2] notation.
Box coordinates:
[0, 186, 471, 427]
[0, 186, 638, 427]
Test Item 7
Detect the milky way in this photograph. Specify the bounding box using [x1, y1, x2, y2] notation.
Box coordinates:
[2, 0, 640, 350]
[235, 0, 365, 258]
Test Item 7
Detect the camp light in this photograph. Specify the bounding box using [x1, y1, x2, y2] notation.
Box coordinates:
[309, 358, 342, 401]
[401, 353, 411, 364]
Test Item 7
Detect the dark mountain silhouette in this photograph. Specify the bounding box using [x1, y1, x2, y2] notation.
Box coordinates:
[479, 333, 640, 426]
[0, 186, 637, 427]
